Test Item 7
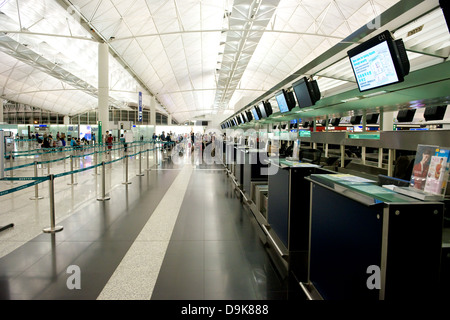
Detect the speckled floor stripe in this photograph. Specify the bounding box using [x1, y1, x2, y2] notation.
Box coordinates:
[96, 163, 193, 300]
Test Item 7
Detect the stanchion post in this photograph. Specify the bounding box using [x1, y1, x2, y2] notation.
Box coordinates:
[30, 161, 44, 200]
[97, 161, 110, 201]
[9, 151, 13, 180]
[156, 143, 159, 166]
[67, 155, 78, 185]
[146, 147, 151, 171]
[122, 155, 131, 185]
[43, 174, 63, 233]
[9, 151, 13, 175]
[93, 147, 100, 175]
[137, 144, 144, 176]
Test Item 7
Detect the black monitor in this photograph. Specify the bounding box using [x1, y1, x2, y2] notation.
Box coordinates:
[261, 101, 273, 117]
[350, 115, 362, 125]
[257, 102, 267, 118]
[441, 0, 450, 32]
[424, 105, 447, 121]
[275, 89, 295, 113]
[252, 106, 261, 121]
[290, 119, 298, 129]
[292, 77, 321, 108]
[246, 110, 253, 121]
[366, 113, 379, 124]
[302, 121, 310, 128]
[397, 109, 416, 122]
[330, 117, 341, 126]
[241, 112, 248, 123]
[347, 30, 410, 92]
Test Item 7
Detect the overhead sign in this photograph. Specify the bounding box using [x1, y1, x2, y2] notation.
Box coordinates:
[138, 91, 142, 122]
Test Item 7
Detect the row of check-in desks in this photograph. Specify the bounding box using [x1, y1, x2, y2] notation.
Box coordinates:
[222, 141, 447, 300]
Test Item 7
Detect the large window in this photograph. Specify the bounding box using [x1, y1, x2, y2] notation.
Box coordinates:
[3, 101, 172, 126]
[2, 102, 66, 125]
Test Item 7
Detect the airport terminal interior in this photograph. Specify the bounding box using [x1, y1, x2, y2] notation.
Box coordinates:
[0, 0, 450, 301]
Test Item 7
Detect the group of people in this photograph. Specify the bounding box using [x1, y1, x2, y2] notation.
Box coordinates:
[36, 131, 91, 151]
[38, 132, 65, 149]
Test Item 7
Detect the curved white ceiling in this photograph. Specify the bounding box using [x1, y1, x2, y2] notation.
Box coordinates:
[1, 0, 448, 124]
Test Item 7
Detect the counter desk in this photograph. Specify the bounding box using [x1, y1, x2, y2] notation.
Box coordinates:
[263, 159, 336, 279]
[302, 174, 444, 300]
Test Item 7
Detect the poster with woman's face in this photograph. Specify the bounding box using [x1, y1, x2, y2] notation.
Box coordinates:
[410, 145, 438, 190]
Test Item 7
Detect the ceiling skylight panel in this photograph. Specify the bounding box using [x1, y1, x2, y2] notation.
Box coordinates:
[90, 0, 121, 25]
[176, 1, 202, 30]
[152, 2, 180, 34]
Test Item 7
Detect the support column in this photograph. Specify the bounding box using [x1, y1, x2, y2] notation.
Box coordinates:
[0, 99, 4, 123]
[150, 96, 156, 126]
[98, 42, 109, 138]
[168, 114, 172, 125]
[63, 116, 70, 125]
[312, 119, 317, 149]
[382, 111, 395, 132]
[383, 111, 396, 172]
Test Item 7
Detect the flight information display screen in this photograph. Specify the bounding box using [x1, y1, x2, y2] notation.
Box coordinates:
[350, 41, 399, 91]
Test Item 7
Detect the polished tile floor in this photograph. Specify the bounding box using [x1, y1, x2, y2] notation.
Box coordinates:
[0, 142, 289, 300]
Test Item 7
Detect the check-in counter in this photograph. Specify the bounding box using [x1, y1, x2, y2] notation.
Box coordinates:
[242, 148, 268, 198]
[235, 145, 247, 188]
[302, 174, 444, 300]
[264, 159, 336, 278]
[222, 140, 227, 164]
[225, 142, 237, 178]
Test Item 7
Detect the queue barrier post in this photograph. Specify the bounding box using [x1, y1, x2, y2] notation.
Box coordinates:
[9, 152, 17, 185]
[146, 147, 151, 171]
[137, 144, 144, 176]
[122, 154, 131, 185]
[67, 155, 78, 185]
[30, 161, 44, 200]
[43, 174, 63, 233]
[93, 147, 100, 176]
[97, 161, 110, 201]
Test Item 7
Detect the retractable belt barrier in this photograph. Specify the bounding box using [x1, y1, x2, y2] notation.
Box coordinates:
[0, 140, 175, 233]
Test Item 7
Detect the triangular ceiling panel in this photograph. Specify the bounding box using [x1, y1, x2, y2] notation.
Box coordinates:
[0, 0, 447, 124]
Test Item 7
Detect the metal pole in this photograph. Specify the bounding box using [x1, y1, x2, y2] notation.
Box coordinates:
[9, 151, 13, 179]
[43, 174, 63, 233]
[30, 161, 43, 200]
[97, 161, 110, 201]
[388, 149, 395, 177]
[122, 155, 131, 184]
[137, 145, 144, 176]
[8, 151, 17, 185]
[146, 147, 151, 171]
[378, 147, 383, 168]
[67, 155, 78, 185]
[93, 146, 100, 175]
